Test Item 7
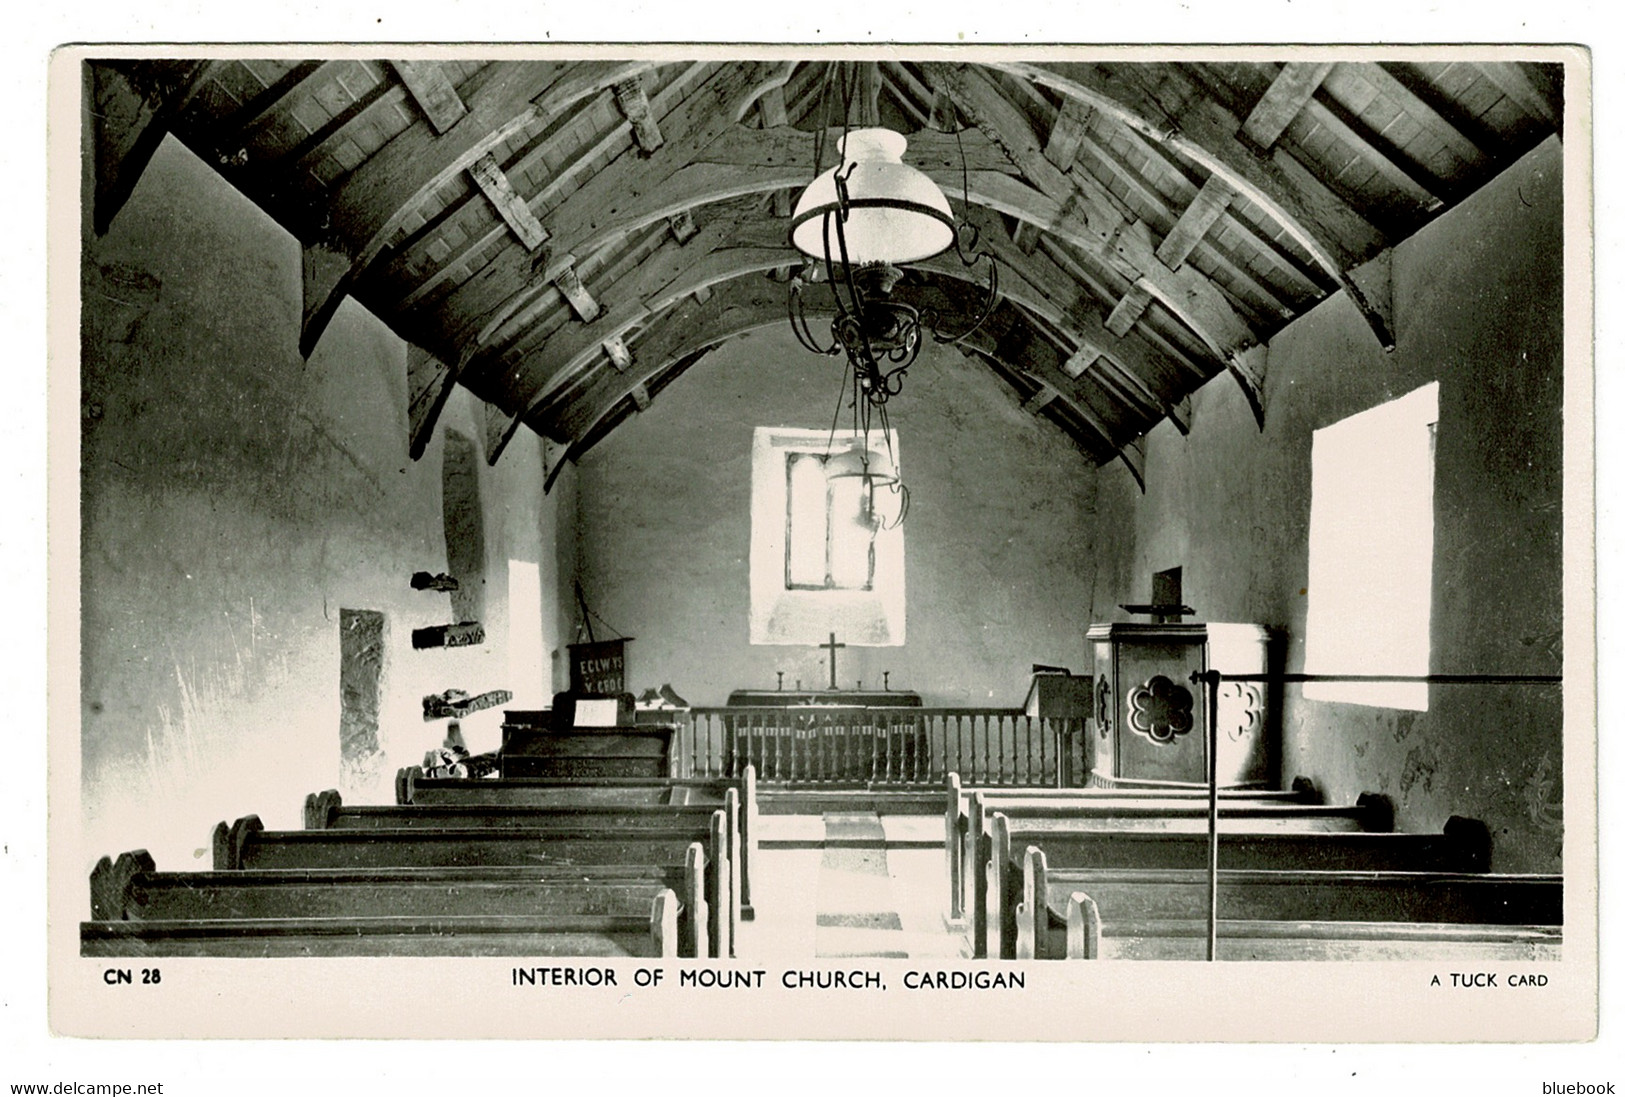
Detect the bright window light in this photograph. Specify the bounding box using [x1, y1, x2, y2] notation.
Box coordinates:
[1303, 383, 1439, 711]
[749, 427, 904, 646]
[507, 558, 547, 707]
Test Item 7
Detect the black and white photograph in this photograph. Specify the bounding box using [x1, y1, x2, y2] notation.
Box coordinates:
[23, 17, 1608, 1079]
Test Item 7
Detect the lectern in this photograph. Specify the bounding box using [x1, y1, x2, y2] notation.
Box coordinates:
[1086, 622, 1278, 789]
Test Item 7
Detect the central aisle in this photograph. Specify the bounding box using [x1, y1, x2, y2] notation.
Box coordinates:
[736, 812, 969, 959]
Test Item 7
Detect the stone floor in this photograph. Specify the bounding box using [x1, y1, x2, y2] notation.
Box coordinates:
[734, 814, 970, 959]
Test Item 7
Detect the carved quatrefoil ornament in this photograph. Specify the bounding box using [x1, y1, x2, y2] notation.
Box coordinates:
[1219, 681, 1262, 741]
[1128, 675, 1195, 744]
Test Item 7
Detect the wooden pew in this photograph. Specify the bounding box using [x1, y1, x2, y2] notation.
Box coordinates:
[309, 791, 725, 834]
[398, 767, 740, 806]
[977, 811, 1492, 958]
[311, 786, 751, 929]
[395, 765, 758, 921]
[213, 806, 735, 957]
[1059, 893, 1561, 961]
[942, 773, 1339, 919]
[1018, 850, 1562, 959]
[948, 778, 1393, 928]
[86, 845, 712, 957]
[83, 892, 682, 958]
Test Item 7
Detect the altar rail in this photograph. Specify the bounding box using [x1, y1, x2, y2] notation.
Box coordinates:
[671, 708, 1088, 788]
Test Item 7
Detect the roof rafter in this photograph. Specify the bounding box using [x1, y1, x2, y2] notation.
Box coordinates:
[427, 61, 796, 342]
[920, 62, 1274, 425]
[299, 59, 653, 356]
[995, 60, 1400, 357]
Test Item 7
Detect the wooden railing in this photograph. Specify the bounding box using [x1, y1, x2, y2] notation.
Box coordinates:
[667, 707, 1088, 788]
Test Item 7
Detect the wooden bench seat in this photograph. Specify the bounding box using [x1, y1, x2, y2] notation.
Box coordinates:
[394, 766, 757, 919]
[1056, 898, 1562, 961]
[214, 807, 734, 956]
[1018, 853, 1562, 958]
[756, 785, 945, 816]
[82, 898, 680, 958]
[88, 847, 713, 956]
[398, 767, 742, 807]
[308, 793, 725, 834]
[976, 812, 1492, 957]
[943, 774, 1354, 917]
[948, 783, 1395, 927]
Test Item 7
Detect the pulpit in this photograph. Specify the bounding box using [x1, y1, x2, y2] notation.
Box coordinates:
[1086, 622, 1278, 789]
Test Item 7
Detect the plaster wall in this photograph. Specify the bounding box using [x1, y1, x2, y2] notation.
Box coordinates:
[1090, 137, 1566, 872]
[78, 137, 562, 878]
[572, 325, 1105, 707]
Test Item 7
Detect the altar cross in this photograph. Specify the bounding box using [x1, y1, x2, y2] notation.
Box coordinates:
[820, 632, 846, 691]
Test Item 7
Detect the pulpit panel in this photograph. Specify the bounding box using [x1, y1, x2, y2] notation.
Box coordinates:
[1087, 623, 1277, 789]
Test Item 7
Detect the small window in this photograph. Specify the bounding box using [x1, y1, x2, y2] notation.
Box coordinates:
[1303, 383, 1439, 711]
[749, 427, 904, 646]
[786, 451, 875, 591]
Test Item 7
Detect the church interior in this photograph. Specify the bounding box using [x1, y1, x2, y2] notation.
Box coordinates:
[74, 53, 1572, 962]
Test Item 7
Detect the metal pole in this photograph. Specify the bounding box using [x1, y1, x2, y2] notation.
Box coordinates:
[1203, 668, 1221, 962]
[1209, 672, 1559, 685]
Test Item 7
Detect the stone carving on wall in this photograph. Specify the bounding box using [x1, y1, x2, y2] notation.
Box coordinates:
[1095, 675, 1111, 739]
[1219, 681, 1262, 741]
[1127, 674, 1194, 744]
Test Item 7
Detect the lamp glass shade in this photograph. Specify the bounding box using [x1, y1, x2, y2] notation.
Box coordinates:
[790, 128, 956, 265]
[825, 444, 899, 487]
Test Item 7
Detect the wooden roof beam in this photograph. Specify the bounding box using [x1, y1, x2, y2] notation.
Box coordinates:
[387, 63, 713, 313]
[1473, 61, 1561, 127]
[434, 121, 1007, 347]
[1352, 63, 1490, 172]
[528, 218, 1124, 448]
[1155, 175, 1238, 271]
[999, 60, 1398, 357]
[299, 59, 651, 356]
[467, 153, 550, 250]
[756, 87, 795, 217]
[922, 62, 1265, 393]
[90, 61, 217, 236]
[1045, 97, 1093, 171]
[1080, 122, 1332, 301]
[196, 60, 331, 154]
[1298, 97, 1446, 213]
[389, 60, 469, 134]
[613, 76, 665, 152]
[472, 214, 786, 419]
[1242, 61, 1333, 150]
[431, 61, 795, 339]
[610, 276, 1119, 466]
[881, 61, 935, 127]
[406, 343, 458, 460]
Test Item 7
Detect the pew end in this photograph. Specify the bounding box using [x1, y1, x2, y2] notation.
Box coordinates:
[304, 789, 342, 829]
[684, 843, 709, 959]
[89, 850, 156, 921]
[652, 889, 680, 958]
[213, 816, 265, 870]
[1444, 816, 1493, 872]
[740, 764, 757, 921]
[1355, 792, 1395, 832]
[943, 773, 965, 925]
[1063, 892, 1102, 959]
